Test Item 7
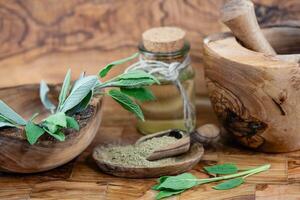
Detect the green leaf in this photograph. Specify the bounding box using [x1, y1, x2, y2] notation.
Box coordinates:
[108, 89, 144, 121]
[25, 122, 45, 145]
[45, 130, 66, 142]
[213, 177, 244, 190]
[0, 100, 26, 125]
[152, 184, 160, 191]
[43, 121, 59, 133]
[99, 53, 139, 78]
[0, 115, 6, 122]
[120, 87, 155, 102]
[67, 90, 93, 115]
[72, 72, 85, 89]
[204, 163, 238, 175]
[44, 112, 67, 128]
[58, 69, 72, 110]
[156, 189, 185, 200]
[156, 173, 198, 191]
[60, 76, 98, 113]
[0, 114, 15, 125]
[107, 78, 157, 88]
[117, 70, 159, 83]
[0, 122, 16, 128]
[66, 116, 79, 131]
[40, 80, 56, 113]
[158, 176, 171, 183]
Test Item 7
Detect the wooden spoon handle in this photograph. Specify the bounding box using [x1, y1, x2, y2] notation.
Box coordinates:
[221, 0, 276, 55]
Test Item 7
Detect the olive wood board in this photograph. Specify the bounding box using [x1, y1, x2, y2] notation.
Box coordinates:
[1, 97, 300, 200]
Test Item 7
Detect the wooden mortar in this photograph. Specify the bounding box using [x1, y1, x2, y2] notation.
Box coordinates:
[203, 23, 300, 152]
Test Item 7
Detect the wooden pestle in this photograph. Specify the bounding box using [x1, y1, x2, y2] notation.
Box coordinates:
[221, 0, 276, 55]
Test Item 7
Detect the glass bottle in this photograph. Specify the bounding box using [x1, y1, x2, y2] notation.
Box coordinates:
[136, 27, 196, 134]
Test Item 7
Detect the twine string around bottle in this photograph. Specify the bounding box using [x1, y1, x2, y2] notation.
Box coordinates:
[125, 55, 195, 133]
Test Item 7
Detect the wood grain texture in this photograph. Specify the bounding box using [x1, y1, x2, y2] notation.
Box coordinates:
[0, 0, 300, 199]
[0, 97, 299, 199]
[1, 0, 299, 96]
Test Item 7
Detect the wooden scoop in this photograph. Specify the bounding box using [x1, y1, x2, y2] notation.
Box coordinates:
[136, 129, 190, 161]
[221, 0, 276, 55]
[136, 124, 220, 161]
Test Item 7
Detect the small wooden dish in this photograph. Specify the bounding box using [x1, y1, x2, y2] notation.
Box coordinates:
[93, 143, 204, 178]
[0, 84, 103, 173]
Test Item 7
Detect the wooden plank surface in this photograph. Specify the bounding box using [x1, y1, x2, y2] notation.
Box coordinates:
[0, 0, 300, 199]
[0, 97, 300, 199]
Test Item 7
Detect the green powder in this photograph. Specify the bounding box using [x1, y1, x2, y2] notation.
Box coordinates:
[99, 136, 178, 167]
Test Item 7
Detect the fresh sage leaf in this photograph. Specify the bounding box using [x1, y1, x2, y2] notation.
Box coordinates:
[60, 76, 98, 113]
[0, 115, 6, 122]
[25, 122, 45, 145]
[156, 173, 198, 191]
[0, 114, 15, 124]
[0, 100, 26, 125]
[117, 70, 159, 83]
[67, 90, 93, 115]
[107, 78, 157, 88]
[156, 189, 185, 200]
[204, 163, 238, 175]
[99, 53, 139, 78]
[108, 89, 144, 121]
[40, 80, 56, 113]
[0, 122, 16, 128]
[45, 129, 65, 141]
[66, 116, 79, 131]
[43, 121, 59, 133]
[58, 69, 72, 110]
[152, 184, 160, 191]
[158, 176, 171, 184]
[44, 112, 67, 128]
[73, 72, 85, 87]
[120, 87, 155, 102]
[213, 177, 244, 190]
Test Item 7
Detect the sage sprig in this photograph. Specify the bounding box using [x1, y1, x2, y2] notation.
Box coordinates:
[97, 57, 159, 119]
[153, 163, 270, 199]
[0, 54, 158, 145]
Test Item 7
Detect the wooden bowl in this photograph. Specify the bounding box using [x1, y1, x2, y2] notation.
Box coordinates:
[93, 143, 204, 178]
[203, 23, 300, 152]
[0, 84, 103, 173]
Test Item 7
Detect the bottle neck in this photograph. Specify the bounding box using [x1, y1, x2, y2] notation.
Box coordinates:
[138, 41, 190, 63]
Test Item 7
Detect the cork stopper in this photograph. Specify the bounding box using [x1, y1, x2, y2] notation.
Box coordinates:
[142, 27, 186, 53]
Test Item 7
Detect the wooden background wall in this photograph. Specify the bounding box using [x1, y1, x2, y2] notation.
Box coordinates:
[0, 0, 299, 96]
